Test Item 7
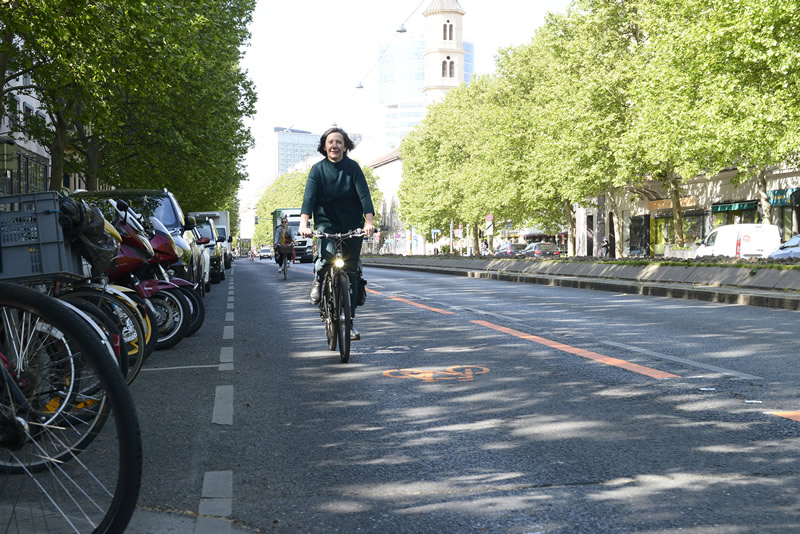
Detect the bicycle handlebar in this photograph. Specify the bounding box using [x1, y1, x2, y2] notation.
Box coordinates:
[311, 228, 366, 240]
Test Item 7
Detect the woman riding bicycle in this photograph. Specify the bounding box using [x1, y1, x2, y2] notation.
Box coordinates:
[274, 213, 295, 271]
[298, 127, 374, 341]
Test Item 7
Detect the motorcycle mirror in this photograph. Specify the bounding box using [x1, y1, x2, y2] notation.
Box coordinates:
[116, 199, 129, 212]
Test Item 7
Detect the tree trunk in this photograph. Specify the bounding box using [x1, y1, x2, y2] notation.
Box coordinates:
[48, 112, 68, 192]
[666, 163, 685, 247]
[564, 200, 576, 257]
[0, 31, 12, 121]
[757, 169, 771, 224]
[471, 221, 480, 255]
[606, 189, 625, 257]
[84, 138, 101, 191]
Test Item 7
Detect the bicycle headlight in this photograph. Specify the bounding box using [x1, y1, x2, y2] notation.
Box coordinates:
[334, 258, 345, 268]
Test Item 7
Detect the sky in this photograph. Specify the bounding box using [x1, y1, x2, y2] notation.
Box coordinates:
[238, 0, 571, 204]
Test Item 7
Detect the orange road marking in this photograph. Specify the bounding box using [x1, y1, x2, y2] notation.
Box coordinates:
[769, 411, 800, 422]
[384, 365, 490, 383]
[368, 288, 454, 315]
[472, 320, 679, 379]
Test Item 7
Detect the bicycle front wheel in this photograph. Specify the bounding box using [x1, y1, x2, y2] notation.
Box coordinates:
[324, 275, 337, 351]
[335, 272, 352, 363]
[0, 282, 143, 533]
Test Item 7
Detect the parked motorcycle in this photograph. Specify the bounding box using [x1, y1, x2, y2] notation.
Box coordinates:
[105, 199, 197, 350]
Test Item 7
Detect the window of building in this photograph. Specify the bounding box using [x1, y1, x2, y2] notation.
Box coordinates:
[449, 24, 453, 40]
[449, 61, 455, 78]
[442, 61, 447, 77]
[443, 24, 447, 40]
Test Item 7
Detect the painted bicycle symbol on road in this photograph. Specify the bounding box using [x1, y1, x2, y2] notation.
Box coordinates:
[383, 365, 490, 383]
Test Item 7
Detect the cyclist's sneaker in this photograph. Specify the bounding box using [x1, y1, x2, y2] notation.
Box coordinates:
[350, 326, 360, 341]
[310, 279, 321, 304]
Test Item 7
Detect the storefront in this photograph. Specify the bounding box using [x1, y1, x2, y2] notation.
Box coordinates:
[711, 200, 757, 227]
[767, 188, 800, 240]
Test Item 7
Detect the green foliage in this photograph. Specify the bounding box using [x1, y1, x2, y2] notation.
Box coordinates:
[251, 161, 382, 247]
[0, 0, 256, 211]
[397, 0, 800, 256]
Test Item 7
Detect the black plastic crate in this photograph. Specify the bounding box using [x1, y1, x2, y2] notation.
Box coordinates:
[0, 192, 85, 282]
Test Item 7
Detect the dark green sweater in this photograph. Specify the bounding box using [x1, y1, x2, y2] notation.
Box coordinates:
[301, 156, 374, 233]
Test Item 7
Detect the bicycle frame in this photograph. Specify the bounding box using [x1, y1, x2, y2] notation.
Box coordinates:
[312, 229, 365, 363]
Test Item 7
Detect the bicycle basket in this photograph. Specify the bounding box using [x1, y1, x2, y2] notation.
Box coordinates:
[0, 192, 86, 282]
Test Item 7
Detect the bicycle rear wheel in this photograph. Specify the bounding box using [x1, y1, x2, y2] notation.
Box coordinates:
[0, 282, 143, 533]
[58, 287, 147, 384]
[335, 272, 352, 363]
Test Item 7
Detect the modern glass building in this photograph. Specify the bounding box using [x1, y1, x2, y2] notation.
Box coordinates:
[275, 127, 319, 176]
[378, 38, 474, 149]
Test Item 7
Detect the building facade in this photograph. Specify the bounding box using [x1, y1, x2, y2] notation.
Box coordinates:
[378, 0, 473, 150]
[372, 0, 473, 253]
[1, 83, 51, 196]
[574, 168, 800, 258]
[274, 127, 320, 177]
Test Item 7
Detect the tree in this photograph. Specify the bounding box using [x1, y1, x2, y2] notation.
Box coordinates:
[252, 162, 382, 247]
[0, 0, 256, 208]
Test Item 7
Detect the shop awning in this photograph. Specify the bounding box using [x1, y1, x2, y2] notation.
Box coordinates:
[711, 201, 757, 212]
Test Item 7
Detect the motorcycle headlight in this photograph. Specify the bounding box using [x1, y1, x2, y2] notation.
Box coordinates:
[334, 258, 345, 268]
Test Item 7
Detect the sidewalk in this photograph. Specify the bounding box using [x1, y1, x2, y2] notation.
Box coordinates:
[361, 255, 800, 311]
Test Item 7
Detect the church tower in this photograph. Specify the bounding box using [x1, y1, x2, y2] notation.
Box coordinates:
[422, 0, 466, 106]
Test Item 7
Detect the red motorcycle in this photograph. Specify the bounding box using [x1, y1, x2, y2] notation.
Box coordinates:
[105, 199, 200, 350]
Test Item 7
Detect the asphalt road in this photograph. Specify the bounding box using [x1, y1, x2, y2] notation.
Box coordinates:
[126, 257, 800, 533]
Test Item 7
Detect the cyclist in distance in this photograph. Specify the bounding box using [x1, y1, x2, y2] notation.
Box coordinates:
[298, 126, 374, 340]
[274, 213, 295, 271]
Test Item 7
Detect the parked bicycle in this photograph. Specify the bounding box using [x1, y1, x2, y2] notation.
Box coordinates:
[312, 229, 365, 363]
[0, 282, 143, 533]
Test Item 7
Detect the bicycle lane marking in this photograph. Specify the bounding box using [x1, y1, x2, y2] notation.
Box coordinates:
[472, 320, 679, 380]
[366, 288, 454, 315]
[368, 287, 676, 379]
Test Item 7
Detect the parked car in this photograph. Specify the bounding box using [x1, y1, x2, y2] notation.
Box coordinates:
[75, 189, 204, 288]
[259, 246, 272, 259]
[695, 223, 781, 259]
[493, 242, 527, 258]
[194, 227, 212, 294]
[522, 242, 561, 258]
[768, 234, 800, 259]
[195, 217, 225, 282]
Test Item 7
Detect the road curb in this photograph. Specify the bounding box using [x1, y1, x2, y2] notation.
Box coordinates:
[361, 257, 800, 311]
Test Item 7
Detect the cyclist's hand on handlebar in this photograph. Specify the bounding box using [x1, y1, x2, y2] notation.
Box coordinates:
[363, 222, 375, 237]
[298, 224, 313, 237]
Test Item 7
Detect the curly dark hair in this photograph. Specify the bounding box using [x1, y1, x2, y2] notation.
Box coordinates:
[317, 127, 356, 157]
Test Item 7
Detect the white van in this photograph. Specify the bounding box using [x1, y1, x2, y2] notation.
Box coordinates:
[695, 223, 781, 259]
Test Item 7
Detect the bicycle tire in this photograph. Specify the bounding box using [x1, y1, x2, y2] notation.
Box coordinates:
[58, 288, 147, 384]
[336, 272, 351, 363]
[179, 286, 205, 337]
[282, 255, 288, 280]
[0, 282, 143, 533]
[65, 299, 128, 379]
[151, 288, 190, 350]
[324, 274, 337, 351]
